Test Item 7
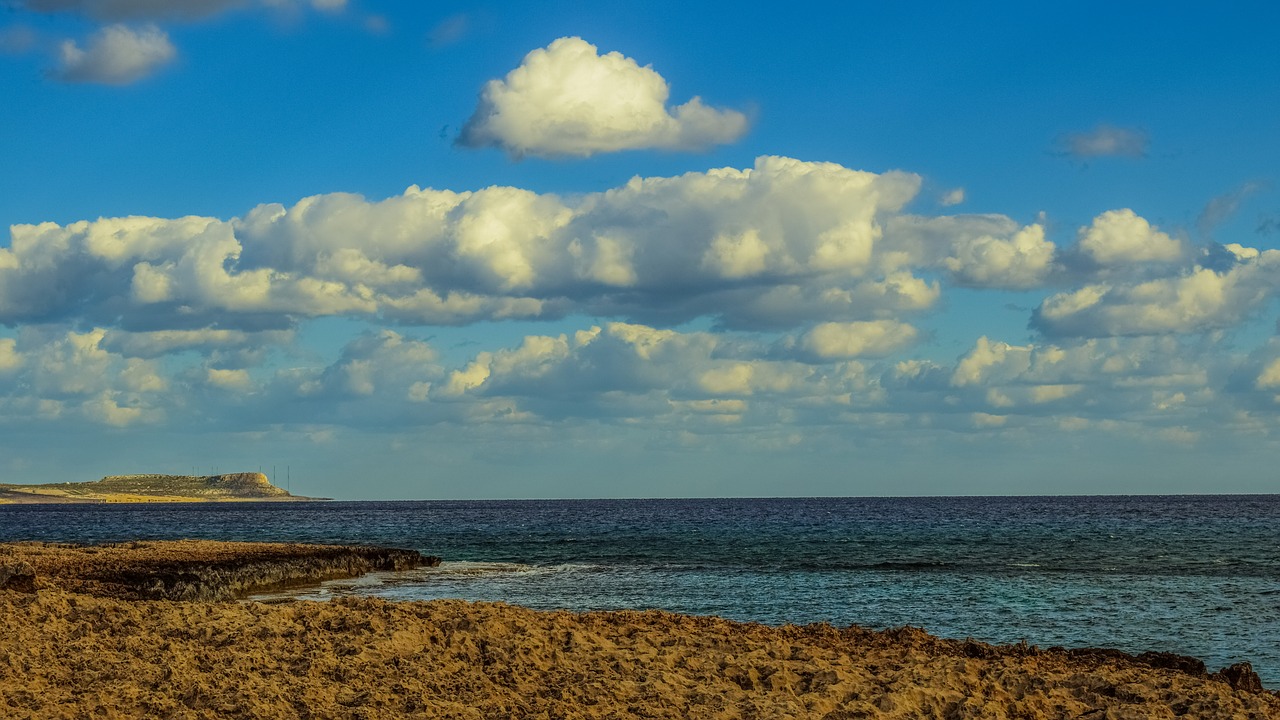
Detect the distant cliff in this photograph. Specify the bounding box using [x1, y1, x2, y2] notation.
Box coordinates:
[0, 473, 319, 504]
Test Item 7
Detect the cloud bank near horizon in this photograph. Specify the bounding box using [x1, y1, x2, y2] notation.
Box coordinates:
[2, 155, 1278, 452]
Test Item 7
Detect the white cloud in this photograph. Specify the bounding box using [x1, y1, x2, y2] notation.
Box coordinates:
[13, 157, 1251, 352]
[312, 330, 439, 401]
[884, 214, 1057, 290]
[427, 13, 468, 48]
[101, 328, 292, 358]
[1198, 182, 1265, 240]
[81, 391, 153, 426]
[25, 0, 345, 21]
[458, 37, 748, 158]
[1057, 124, 1148, 158]
[1034, 251, 1280, 337]
[53, 23, 175, 85]
[280, 321, 1247, 447]
[951, 337, 1031, 388]
[798, 320, 919, 361]
[429, 322, 878, 426]
[0, 327, 169, 427]
[1256, 358, 1280, 390]
[943, 223, 1055, 288]
[903, 334, 1219, 429]
[0, 24, 39, 54]
[0, 312, 1266, 451]
[25, 0, 245, 22]
[1078, 209, 1182, 265]
[32, 328, 117, 395]
[0, 339, 23, 374]
[205, 367, 253, 391]
[939, 188, 965, 207]
[971, 412, 1006, 428]
[10, 156, 1017, 331]
[362, 14, 389, 35]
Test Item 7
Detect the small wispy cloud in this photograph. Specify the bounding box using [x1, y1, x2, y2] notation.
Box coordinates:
[1056, 124, 1148, 159]
[939, 187, 965, 207]
[306, 0, 344, 13]
[23, 0, 244, 22]
[23, 0, 345, 22]
[52, 23, 175, 85]
[427, 13, 468, 49]
[0, 24, 39, 55]
[1198, 181, 1266, 240]
[24, 0, 345, 86]
[362, 14, 389, 35]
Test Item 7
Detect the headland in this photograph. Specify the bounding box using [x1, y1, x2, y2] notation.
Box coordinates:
[0, 472, 321, 504]
[0, 540, 1276, 718]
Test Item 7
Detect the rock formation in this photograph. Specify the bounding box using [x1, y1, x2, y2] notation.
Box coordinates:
[1, 540, 438, 601]
[0, 561, 35, 593]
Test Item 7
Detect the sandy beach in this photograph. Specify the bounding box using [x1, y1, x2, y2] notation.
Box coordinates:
[1, 541, 1276, 719]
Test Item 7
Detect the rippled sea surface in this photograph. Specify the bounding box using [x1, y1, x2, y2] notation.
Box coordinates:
[3, 495, 1278, 682]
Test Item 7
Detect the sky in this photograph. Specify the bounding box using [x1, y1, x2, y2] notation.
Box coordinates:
[1, 1, 1279, 499]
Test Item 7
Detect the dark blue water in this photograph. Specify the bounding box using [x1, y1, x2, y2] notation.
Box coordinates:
[3, 496, 1278, 682]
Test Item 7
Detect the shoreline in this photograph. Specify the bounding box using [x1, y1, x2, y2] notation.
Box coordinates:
[2, 541, 1277, 718]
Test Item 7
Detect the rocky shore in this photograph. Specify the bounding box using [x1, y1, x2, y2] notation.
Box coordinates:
[0, 540, 436, 601]
[1, 541, 1277, 719]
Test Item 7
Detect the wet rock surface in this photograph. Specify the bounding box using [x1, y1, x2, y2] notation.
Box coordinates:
[0, 540, 438, 600]
[1215, 662, 1266, 694]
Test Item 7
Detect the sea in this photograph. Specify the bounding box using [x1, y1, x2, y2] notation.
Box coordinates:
[3, 495, 1278, 683]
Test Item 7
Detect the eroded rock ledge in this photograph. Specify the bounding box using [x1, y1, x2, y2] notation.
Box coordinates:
[0, 540, 439, 601]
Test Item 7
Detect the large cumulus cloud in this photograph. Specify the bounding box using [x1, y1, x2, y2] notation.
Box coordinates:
[0, 156, 1054, 333]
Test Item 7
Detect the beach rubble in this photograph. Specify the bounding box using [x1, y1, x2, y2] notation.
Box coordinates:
[1, 540, 1277, 719]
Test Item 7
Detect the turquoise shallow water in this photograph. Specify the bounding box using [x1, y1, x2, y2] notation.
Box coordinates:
[3, 495, 1278, 683]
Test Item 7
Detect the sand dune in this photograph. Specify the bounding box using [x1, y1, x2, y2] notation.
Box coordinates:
[1, 541, 1276, 719]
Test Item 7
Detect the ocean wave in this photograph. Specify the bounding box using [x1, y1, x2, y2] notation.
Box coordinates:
[424, 561, 608, 578]
[428, 561, 541, 576]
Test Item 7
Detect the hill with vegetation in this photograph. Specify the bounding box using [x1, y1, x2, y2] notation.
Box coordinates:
[0, 473, 316, 504]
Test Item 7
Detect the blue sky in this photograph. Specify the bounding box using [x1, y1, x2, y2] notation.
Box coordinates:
[1, 1, 1278, 498]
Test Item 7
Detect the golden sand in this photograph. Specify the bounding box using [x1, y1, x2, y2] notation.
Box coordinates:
[1, 541, 1276, 719]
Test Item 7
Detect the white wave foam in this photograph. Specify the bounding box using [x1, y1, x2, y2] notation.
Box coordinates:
[243, 560, 607, 602]
[428, 561, 606, 577]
